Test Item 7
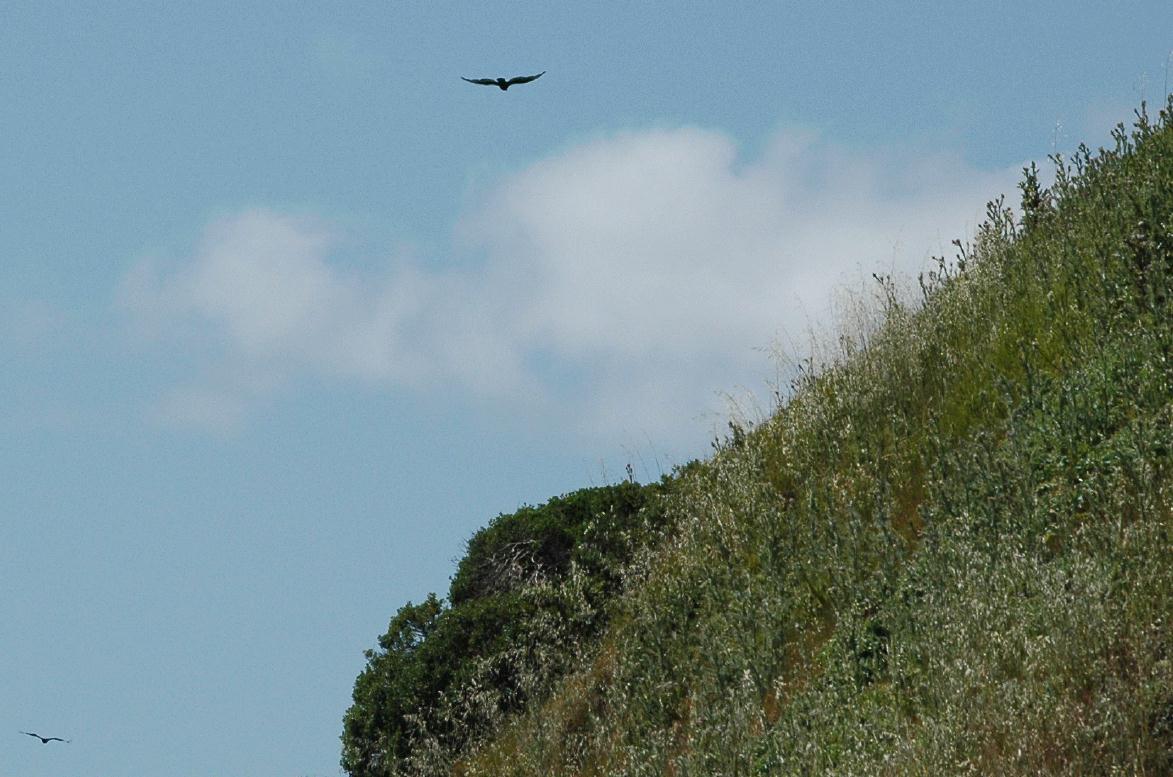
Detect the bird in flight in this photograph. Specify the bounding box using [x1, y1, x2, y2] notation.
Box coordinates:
[21, 731, 70, 744]
[461, 71, 545, 90]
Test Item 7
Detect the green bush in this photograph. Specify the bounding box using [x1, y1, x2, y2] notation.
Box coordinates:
[342, 480, 678, 776]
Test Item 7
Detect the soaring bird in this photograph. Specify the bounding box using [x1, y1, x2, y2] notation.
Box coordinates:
[21, 731, 70, 744]
[461, 71, 545, 90]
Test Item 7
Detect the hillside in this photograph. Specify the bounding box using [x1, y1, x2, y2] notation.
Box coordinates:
[343, 100, 1172, 776]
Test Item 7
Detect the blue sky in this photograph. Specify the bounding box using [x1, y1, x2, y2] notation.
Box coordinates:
[1, 2, 1169, 775]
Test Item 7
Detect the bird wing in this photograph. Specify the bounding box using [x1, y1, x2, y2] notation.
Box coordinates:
[21, 731, 40, 738]
[505, 71, 545, 86]
[461, 77, 498, 86]
[46, 737, 68, 742]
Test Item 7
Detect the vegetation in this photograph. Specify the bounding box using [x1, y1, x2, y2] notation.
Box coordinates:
[342, 479, 679, 775]
[344, 99, 1172, 775]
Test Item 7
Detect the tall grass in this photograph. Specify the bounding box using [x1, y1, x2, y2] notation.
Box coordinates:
[376, 100, 1173, 775]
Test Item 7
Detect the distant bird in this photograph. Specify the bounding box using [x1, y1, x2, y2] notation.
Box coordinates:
[461, 71, 545, 90]
[21, 731, 70, 744]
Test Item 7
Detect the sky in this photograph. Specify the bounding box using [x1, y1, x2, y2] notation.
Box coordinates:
[1, 2, 1169, 775]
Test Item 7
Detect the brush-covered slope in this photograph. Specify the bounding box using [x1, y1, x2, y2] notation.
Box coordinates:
[345, 101, 1172, 776]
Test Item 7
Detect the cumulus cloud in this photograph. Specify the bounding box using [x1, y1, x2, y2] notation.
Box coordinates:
[119, 125, 1022, 443]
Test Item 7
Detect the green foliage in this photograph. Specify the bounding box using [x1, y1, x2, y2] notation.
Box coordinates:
[345, 98, 1173, 776]
[454, 99, 1173, 776]
[341, 480, 676, 776]
[342, 595, 444, 775]
[450, 481, 659, 606]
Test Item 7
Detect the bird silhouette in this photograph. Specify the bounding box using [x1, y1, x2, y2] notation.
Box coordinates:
[21, 731, 70, 744]
[461, 71, 545, 90]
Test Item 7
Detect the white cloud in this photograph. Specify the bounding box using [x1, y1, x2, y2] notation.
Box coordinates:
[120, 125, 1023, 444]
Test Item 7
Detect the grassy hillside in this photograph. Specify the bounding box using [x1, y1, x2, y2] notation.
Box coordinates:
[345, 100, 1172, 775]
